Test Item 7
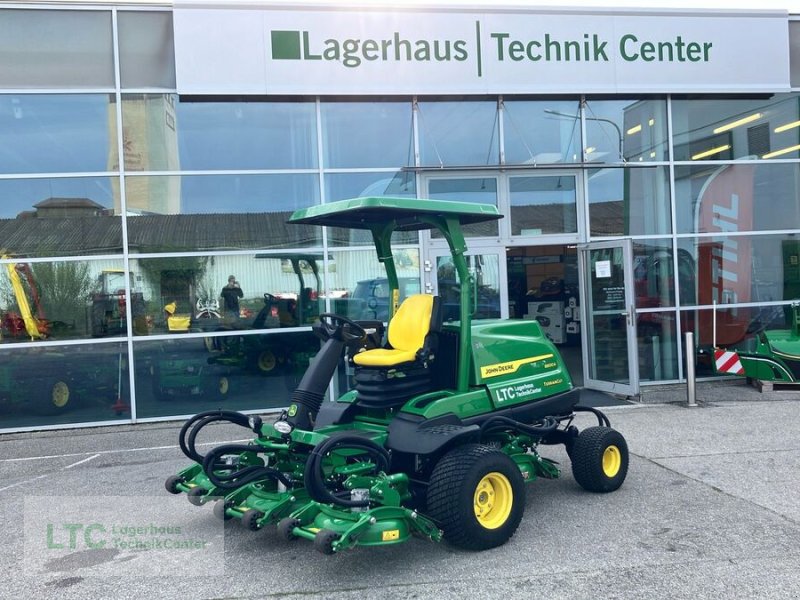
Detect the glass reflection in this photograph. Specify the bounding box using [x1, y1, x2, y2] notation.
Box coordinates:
[674, 162, 800, 234]
[129, 253, 331, 336]
[672, 94, 800, 161]
[509, 175, 577, 235]
[321, 101, 413, 168]
[637, 311, 679, 381]
[677, 234, 800, 308]
[417, 101, 499, 166]
[122, 96, 318, 171]
[327, 248, 420, 321]
[588, 167, 671, 236]
[0, 342, 129, 430]
[632, 239, 678, 309]
[0, 258, 128, 342]
[504, 100, 582, 164]
[427, 177, 499, 238]
[325, 172, 417, 247]
[584, 98, 668, 163]
[133, 331, 320, 418]
[0, 94, 117, 174]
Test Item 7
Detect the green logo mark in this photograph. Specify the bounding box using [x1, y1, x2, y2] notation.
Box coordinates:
[271, 30, 302, 60]
[287, 404, 298, 417]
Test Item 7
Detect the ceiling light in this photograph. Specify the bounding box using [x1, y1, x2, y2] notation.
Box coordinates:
[691, 144, 731, 160]
[762, 144, 800, 159]
[774, 120, 800, 133]
[713, 113, 763, 134]
[626, 124, 642, 135]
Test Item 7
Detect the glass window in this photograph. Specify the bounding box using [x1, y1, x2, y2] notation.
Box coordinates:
[0, 258, 127, 342]
[427, 177, 499, 238]
[129, 253, 327, 337]
[0, 342, 129, 430]
[118, 11, 176, 89]
[123, 174, 320, 252]
[0, 177, 122, 257]
[588, 167, 671, 236]
[674, 162, 800, 234]
[584, 98, 668, 163]
[321, 101, 413, 168]
[633, 239, 678, 309]
[0, 95, 117, 174]
[509, 175, 577, 235]
[503, 100, 582, 165]
[327, 248, 420, 321]
[791, 22, 800, 88]
[133, 331, 320, 418]
[0, 9, 113, 89]
[121, 96, 318, 171]
[637, 311, 679, 382]
[417, 101, 499, 166]
[677, 234, 800, 309]
[672, 94, 800, 161]
[324, 172, 416, 247]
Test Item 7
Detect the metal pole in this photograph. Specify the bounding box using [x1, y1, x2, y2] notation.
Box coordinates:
[685, 331, 697, 407]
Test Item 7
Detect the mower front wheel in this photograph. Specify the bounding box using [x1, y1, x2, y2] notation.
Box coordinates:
[277, 517, 300, 540]
[426, 444, 525, 551]
[570, 426, 629, 493]
[213, 500, 233, 521]
[187, 486, 207, 506]
[314, 529, 340, 555]
[242, 509, 264, 531]
[164, 475, 183, 495]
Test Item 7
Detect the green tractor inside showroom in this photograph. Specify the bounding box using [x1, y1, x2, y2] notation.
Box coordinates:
[165, 197, 629, 554]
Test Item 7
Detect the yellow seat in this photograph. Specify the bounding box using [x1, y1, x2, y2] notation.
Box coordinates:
[353, 294, 435, 368]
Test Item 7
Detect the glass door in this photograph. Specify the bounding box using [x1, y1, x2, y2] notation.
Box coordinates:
[581, 240, 639, 396]
[427, 249, 507, 321]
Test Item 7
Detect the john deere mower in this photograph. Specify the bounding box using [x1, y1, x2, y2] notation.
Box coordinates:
[165, 197, 629, 554]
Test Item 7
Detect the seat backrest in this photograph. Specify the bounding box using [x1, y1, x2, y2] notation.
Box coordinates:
[387, 294, 435, 352]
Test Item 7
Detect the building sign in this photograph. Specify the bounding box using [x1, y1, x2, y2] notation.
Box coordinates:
[173, 5, 790, 95]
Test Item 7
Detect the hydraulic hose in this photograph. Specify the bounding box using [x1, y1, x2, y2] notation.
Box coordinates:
[303, 435, 391, 508]
[572, 405, 611, 428]
[478, 415, 559, 442]
[201, 443, 293, 490]
[178, 409, 261, 463]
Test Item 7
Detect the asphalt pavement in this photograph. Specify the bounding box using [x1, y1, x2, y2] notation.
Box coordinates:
[1, 385, 799, 599]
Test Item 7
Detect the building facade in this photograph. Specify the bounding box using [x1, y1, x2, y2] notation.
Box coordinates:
[1, 2, 800, 431]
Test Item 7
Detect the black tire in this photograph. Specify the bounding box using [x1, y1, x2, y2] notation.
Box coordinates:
[242, 509, 264, 531]
[570, 426, 629, 493]
[187, 486, 207, 506]
[164, 475, 183, 495]
[314, 529, 340, 555]
[426, 444, 525, 551]
[277, 517, 300, 541]
[206, 375, 231, 402]
[213, 501, 233, 521]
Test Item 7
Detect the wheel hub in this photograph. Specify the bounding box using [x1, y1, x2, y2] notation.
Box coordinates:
[602, 445, 622, 477]
[473, 472, 512, 530]
[51, 381, 70, 408]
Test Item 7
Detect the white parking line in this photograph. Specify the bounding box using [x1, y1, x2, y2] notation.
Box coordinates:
[0, 439, 252, 464]
[0, 453, 103, 492]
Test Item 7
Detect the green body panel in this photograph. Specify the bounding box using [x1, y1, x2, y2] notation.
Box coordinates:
[467, 319, 573, 406]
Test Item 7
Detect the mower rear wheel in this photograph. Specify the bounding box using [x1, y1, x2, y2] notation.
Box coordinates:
[314, 529, 340, 555]
[242, 509, 264, 531]
[426, 444, 525, 551]
[570, 426, 629, 493]
[187, 486, 207, 506]
[277, 517, 300, 541]
[164, 475, 183, 494]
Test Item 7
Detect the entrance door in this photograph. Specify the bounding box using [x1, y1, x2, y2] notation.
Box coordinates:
[427, 249, 507, 321]
[581, 240, 639, 396]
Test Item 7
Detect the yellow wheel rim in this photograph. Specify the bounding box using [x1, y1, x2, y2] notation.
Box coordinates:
[258, 351, 276, 372]
[51, 381, 70, 408]
[473, 472, 513, 530]
[603, 445, 622, 478]
[219, 377, 229, 395]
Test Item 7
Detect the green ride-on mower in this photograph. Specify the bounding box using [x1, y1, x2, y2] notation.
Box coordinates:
[165, 197, 629, 554]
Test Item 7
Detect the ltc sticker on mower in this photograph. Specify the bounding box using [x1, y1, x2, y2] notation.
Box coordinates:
[489, 381, 543, 405]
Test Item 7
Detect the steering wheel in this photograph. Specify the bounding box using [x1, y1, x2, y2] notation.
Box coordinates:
[263, 293, 278, 304]
[316, 313, 366, 343]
